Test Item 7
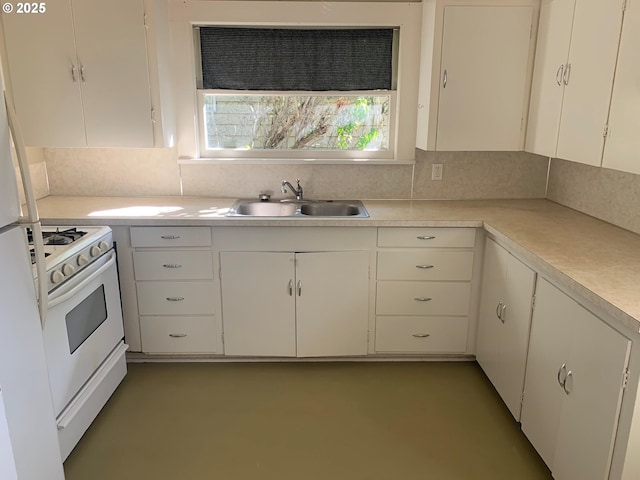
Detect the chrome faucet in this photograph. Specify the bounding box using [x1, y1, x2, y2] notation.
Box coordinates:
[281, 178, 304, 200]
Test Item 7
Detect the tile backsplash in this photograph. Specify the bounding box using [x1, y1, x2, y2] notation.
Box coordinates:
[43, 147, 549, 200]
[547, 158, 640, 236]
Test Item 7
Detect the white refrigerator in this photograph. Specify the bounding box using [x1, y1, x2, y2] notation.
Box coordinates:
[0, 93, 65, 478]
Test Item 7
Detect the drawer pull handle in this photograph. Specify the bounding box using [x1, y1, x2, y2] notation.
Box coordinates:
[412, 333, 431, 338]
[414, 297, 432, 302]
[416, 235, 436, 240]
[163, 264, 183, 269]
[415, 265, 434, 269]
[160, 235, 181, 240]
[166, 297, 185, 302]
[169, 333, 187, 338]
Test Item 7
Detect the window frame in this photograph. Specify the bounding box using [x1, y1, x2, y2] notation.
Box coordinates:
[169, 0, 422, 163]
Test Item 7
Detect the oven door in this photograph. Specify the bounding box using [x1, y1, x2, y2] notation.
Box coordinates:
[43, 250, 124, 416]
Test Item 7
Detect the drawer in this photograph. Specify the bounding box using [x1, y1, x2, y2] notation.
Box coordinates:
[133, 251, 214, 280]
[375, 316, 468, 353]
[130, 227, 212, 248]
[376, 281, 471, 316]
[140, 316, 218, 354]
[137, 281, 215, 315]
[377, 250, 474, 281]
[377, 228, 476, 248]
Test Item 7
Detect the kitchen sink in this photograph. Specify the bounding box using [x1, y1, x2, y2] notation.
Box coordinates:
[227, 199, 369, 218]
[233, 202, 298, 217]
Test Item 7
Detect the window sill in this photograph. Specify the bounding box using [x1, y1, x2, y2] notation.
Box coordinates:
[178, 157, 416, 166]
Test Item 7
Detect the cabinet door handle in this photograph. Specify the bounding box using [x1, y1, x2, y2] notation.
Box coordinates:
[557, 363, 567, 387]
[71, 64, 78, 83]
[414, 297, 432, 302]
[79, 64, 86, 84]
[163, 264, 182, 269]
[297, 280, 302, 296]
[416, 235, 436, 240]
[500, 303, 507, 323]
[556, 64, 564, 86]
[169, 333, 187, 338]
[288, 279, 293, 296]
[443, 69, 448, 89]
[160, 235, 181, 240]
[563, 63, 572, 86]
[166, 297, 185, 302]
[412, 333, 431, 338]
[415, 264, 434, 269]
[563, 371, 573, 395]
[496, 302, 503, 321]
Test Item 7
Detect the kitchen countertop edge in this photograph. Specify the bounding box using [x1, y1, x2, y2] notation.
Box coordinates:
[36, 196, 640, 334]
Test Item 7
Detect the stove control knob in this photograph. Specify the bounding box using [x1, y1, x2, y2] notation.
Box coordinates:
[98, 241, 109, 252]
[62, 263, 75, 276]
[90, 245, 101, 257]
[51, 270, 65, 284]
[77, 254, 89, 267]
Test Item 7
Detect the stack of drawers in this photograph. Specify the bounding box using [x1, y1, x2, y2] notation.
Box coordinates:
[131, 227, 218, 354]
[375, 228, 476, 354]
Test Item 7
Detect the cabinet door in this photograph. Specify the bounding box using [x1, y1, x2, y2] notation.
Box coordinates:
[1, 1, 86, 146]
[476, 239, 509, 388]
[499, 249, 535, 420]
[220, 252, 296, 356]
[71, 0, 153, 147]
[521, 278, 574, 467]
[552, 300, 630, 480]
[525, 0, 575, 157]
[477, 239, 535, 421]
[603, 0, 640, 175]
[296, 251, 369, 357]
[555, 0, 624, 166]
[522, 278, 631, 478]
[436, 6, 533, 151]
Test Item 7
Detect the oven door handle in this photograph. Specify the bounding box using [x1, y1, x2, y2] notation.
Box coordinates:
[49, 251, 117, 309]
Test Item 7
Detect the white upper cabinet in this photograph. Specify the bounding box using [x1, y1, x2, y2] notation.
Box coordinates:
[417, 1, 536, 151]
[1, 0, 153, 147]
[603, 0, 640, 175]
[526, 0, 624, 166]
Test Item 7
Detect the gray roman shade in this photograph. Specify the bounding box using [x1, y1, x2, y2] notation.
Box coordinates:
[198, 27, 394, 91]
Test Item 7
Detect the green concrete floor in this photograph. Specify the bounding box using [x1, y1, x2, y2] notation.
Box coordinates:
[64, 362, 551, 480]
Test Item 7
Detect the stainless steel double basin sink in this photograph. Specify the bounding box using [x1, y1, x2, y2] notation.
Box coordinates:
[227, 199, 369, 218]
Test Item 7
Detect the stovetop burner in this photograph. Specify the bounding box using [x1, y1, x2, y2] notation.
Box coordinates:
[42, 227, 87, 245]
[27, 227, 89, 247]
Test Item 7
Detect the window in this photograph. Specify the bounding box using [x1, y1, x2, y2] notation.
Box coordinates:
[170, 1, 422, 162]
[196, 27, 397, 159]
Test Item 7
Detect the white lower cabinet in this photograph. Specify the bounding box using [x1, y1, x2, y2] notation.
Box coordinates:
[220, 250, 369, 357]
[375, 227, 476, 354]
[521, 278, 631, 480]
[375, 316, 468, 353]
[139, 316, 218, 354]
[476, 238, 536, 420]
[130, 227, 220, 355]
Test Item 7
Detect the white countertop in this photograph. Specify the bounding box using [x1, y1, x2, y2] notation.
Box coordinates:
[36, 196, 640, 333]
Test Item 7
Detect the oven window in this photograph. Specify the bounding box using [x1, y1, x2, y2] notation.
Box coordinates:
[66, 285, 108, 354]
